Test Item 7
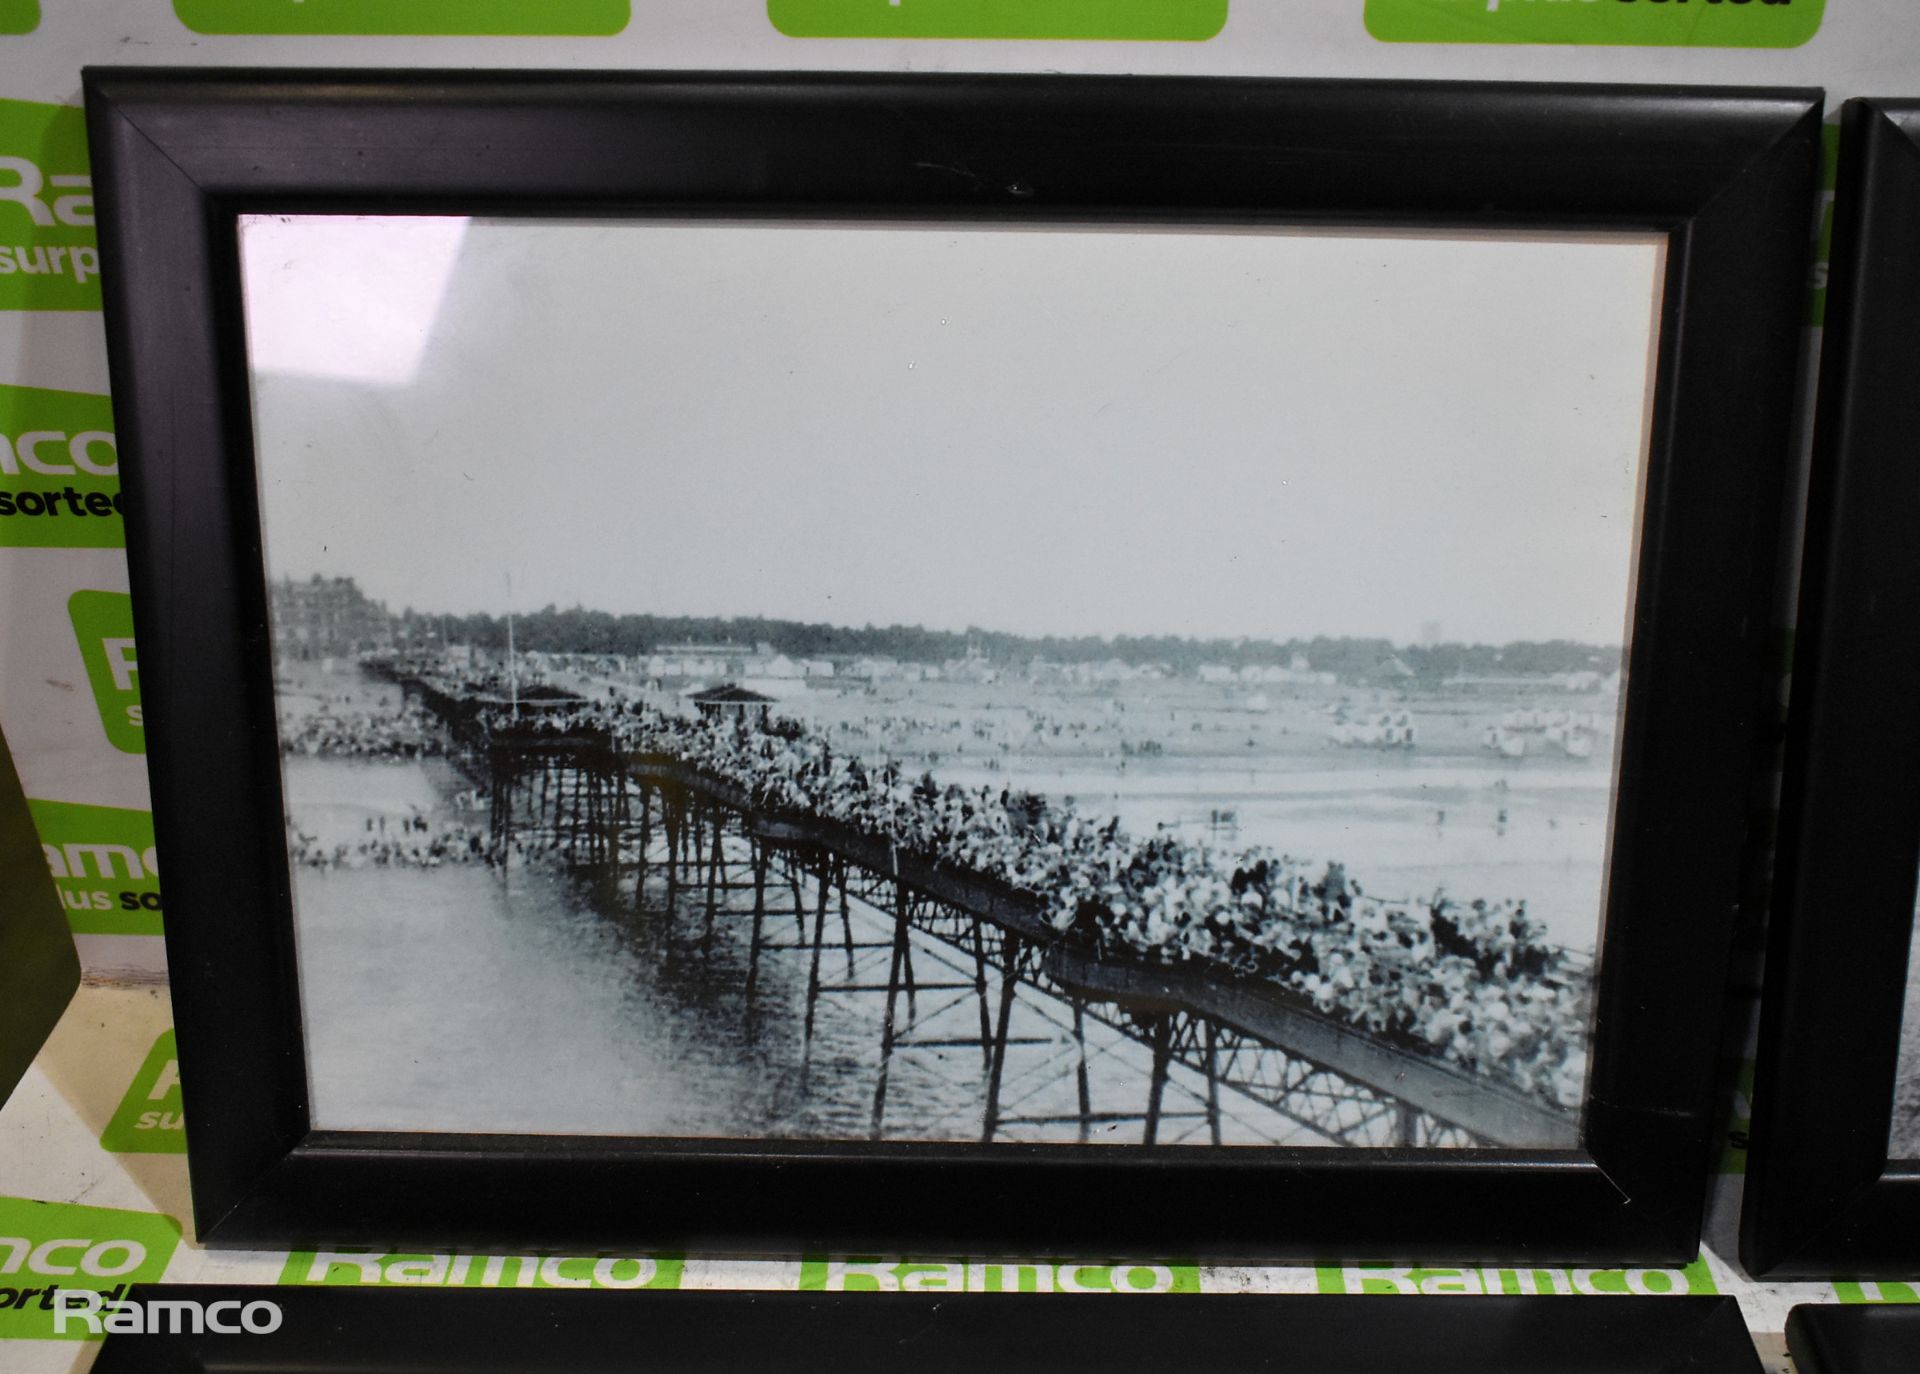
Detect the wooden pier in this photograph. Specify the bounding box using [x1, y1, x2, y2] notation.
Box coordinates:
[391, 669, 1579, 1150]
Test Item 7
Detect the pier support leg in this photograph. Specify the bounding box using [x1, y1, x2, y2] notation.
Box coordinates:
[612, 770, 631, 876]
[870, 893, 914, 1140]
[1205, 1022, 1223, 1146]
[703, 809, 723, 953]
[970, 917, 994, 1073]
[589, 768, 612, 894]
[981, 936, 1025, 1144]
[1143, 1016, 1173, 1146]
[787, 861, 808, 943]
[634, 788, 652, 913]
[745, 844, 769, 1004]
[899, 886, 919, 1026]
[663, 801, 681, 914]
[803, 854, 830, 1064]
[588, 768, 603, 869]
[839, 868, 857, 977]
[566, 767, 581, 858]
[1074, 999, 1094, 1144]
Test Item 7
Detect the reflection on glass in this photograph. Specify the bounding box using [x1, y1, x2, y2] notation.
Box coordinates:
[241, 216, 1664, 1149]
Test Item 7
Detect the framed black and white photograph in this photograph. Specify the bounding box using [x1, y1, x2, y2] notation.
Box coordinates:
[249, 211, 1647, 1152]
[1743, 97, 1920, 1279]
[87, 69, 1817, 1259]
[88, 1289, 1765, 1374]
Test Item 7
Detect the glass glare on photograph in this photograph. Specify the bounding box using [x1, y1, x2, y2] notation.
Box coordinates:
[240, 215, 1664, 1150]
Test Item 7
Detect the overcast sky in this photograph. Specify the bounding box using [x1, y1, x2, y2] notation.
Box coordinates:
[241, 215, 1662, 647]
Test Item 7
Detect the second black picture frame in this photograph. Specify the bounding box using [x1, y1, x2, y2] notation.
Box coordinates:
[1744, 98, 1920, 1280]
[86, 69, 1818, 1261]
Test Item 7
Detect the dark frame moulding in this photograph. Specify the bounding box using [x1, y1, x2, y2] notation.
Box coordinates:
[0, 722, 80, 1106]
[84, 68, 1820, 1262]
[1744, 98, 1920, 1280]
[89, 1289, 1766, 1374]
[1788, 1303, 1920, 1374]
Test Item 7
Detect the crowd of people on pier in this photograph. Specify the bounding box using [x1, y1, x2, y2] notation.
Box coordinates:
[470, 691, 1589, 1110]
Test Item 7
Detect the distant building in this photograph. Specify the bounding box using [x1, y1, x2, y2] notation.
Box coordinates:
[652, 642, 753, 680]
[1064, 658, 1141, 685]
[944, 651, 999, 685]
[270, 575, 392, 661]
[650, 650, 731, 679]
[850, 657, 902, 681]
[1241, 663, 1332, 686]
[755, 653, 838, 681]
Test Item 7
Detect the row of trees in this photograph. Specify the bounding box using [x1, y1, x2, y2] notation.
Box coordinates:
[390, 602, 1617, 682]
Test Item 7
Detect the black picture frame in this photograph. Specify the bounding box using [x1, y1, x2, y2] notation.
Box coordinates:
[0, 723, 79, 1107]
[85, 68, 1819, 1261]
[88, 1289, 1764, 1373]
[1742, 98, 1920, 1279]
[1788, 1303, 1920, 1374]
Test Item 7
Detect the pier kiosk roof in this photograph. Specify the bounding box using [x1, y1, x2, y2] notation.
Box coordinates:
[689, 683, 777, 723]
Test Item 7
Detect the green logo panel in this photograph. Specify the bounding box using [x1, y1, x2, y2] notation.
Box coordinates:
[174, 0, 628, 35]
[281, 1249, 684, 1289]
[0, 383, 121, 549]
[101, 1031, 185, 1154]
[1836, 1280, 1920, 1303]
[0, 100, 97, 311]
[1317, 1257, 1716, 1296]
[1365, 0, 1823, 47]
[0, 1197, 181, 1340]
[25, 799, 161, 936]
[68, 590, 144, 757]
[799, 1257, 1200, 1292]
[770, 0, 1227, 40]
[0, 1, 39, 34]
